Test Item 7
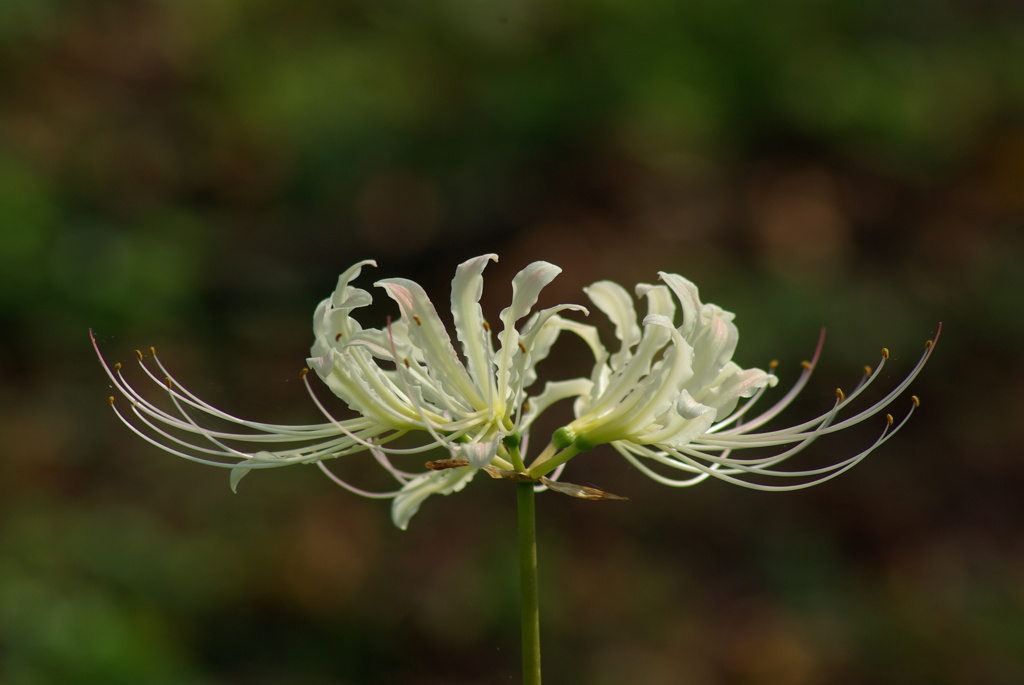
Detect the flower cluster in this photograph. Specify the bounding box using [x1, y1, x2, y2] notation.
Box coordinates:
[95, 255, 940, 528]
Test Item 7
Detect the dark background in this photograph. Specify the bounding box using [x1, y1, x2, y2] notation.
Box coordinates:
[1, 1, 1022, 683]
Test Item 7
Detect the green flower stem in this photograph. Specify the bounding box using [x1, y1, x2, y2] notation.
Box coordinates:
[526, 442, 557, 473]
[526, 445, 581, 479]
[517, 480, 542, 685]
[507, 442, 526, 472]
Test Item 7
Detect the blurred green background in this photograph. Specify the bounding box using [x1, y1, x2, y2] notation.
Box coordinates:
[1, 0, 1023, 683]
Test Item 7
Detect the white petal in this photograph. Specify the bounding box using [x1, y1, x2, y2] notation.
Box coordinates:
[658, 272, 702, 337]
[376, 278, 484, 408]
[457, 439, 500, 468]
[451, 254, 499, 395]
[311, 260, 377, 358]
[584, 280, 641, 369]
[229, 465, 251, 492]
[582, 290, 673, 417]
[591, 317, 695, 441]
[517, 305, 590, 388]
[495, 261, 562, 397]
[634, 387, 716, 446]
[308, 349, 419, 428]
[688, 308, 740, 390]
[698, 365, 773, 418]
[332, 260, 378, 308]
[676, 388, 715, 420]
[228, 451, 285, 492]
[639, 409, 717, 448]
[391, 467, 477, 530]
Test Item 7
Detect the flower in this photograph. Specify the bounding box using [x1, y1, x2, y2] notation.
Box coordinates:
[525, 272, 941, 492]
[94, 254, 588, 529]
[95, 256, 940, 527]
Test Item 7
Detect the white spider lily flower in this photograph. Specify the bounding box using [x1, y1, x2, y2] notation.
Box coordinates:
[93, 255, 588, 529]
[307, 255, 587, 526]
[527, 273, 942, 492]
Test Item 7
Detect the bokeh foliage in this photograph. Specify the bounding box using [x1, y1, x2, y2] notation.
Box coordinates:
[1, 0, 1022, 683]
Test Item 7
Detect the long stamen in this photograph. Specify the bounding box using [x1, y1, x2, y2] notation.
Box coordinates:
[96, 333, 427, 483]
[370, 448, 419, 482]
[317, 461, 406, 499]
[714, 328, 827, 434]
[617, 379, 923, 489]
[701, 328, 938, 448]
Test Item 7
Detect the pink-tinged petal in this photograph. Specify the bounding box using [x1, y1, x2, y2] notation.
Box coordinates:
[457, 439, 500, 468]
[451, 254, 499, 396]
[697, 365, 774, 419]
[376, 278, 484, 408]
[688, 310, 740, 391]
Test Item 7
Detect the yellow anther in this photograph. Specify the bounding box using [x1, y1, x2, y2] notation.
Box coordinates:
[403, 358, 411, 368]
[518, 342, 527, 354]
[335, 332, 343, 342]
[835, 387, 845, 401]
[113, 362, 122, 373]
[108, 396, 115, 406]
[482, 320, 491, 332]
[800, 360, 813, 370]
[881, 347, 890, 359]
[164, 376, 173, 389]
[149, 346, 156, 356]
[522, 400, 531, 412]
[412, 315, 422, 326]
[863, 365, 873, 377]
[886, 413, 894, 426]
[300, 368, 309, 379]
[911, 395, 920, 407]
[925, 339, 933, 349]
[769, 360, 779, 370]
[135, 349, 144, 361]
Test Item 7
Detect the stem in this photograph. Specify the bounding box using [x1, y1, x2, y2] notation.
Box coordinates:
[526, 445, 581, 480]
[507, 441, 526, 472]
[525, 441, 558, 473]
[516, 481, 542, 685]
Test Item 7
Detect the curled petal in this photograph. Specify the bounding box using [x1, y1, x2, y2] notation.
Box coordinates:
[376, 278, 485, 408]
[451, 254, 499, 396]
[495, 261, 563, 398]
[391, 467, 478, 531]
[584, 280, 641, 370]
